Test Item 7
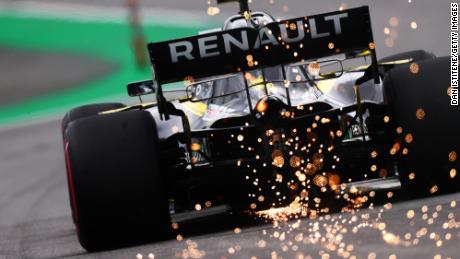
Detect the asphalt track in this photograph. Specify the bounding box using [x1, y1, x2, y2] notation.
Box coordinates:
[0, 47, 116, 107]
[0, 0, 459, 258]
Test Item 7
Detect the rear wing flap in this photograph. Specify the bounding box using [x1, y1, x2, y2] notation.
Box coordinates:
[148, 6, 376, 85]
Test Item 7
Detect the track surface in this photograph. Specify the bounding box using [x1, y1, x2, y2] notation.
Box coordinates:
[0, 0, 459, 258]
[0, 47, 116, 107]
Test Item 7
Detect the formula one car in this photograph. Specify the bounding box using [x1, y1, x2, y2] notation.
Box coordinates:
[62, 0, 458, 251]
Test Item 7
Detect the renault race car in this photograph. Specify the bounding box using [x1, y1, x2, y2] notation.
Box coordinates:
[61, 0, 459, 251]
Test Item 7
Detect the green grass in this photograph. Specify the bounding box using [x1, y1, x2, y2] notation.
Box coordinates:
[0, 13, 211, 125]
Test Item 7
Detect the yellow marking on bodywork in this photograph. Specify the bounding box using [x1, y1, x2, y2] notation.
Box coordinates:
[319, 58, 413, 78]
[347, 65, 370, 72]
[250, 76, 277, 91]
[181, 101, 207, 116]
[99, 102, 156, 114]
[99, 107, 128, 114]
[379, 58, 412, 65]
[356, 50, 371, 57]
[316, 78, 337, 94]
[250, 76, 264, 86]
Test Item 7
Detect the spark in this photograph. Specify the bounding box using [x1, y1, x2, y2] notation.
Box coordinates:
[313, 175, 328, 187]
[369, 42, 376, 50]
[389, 17, 400, 27]
[384, 27, 390, 35]
[257, 239, 267, 248]
[416, 108, 426, 119]
[429, 185, 438, 194]
[448, 151, 457, 162]
[336, 130, 343, 137]
[405, 133, 413, 143]
[422, 205, 428, 213]
[385, 38, 395, 48]
[207, 6, 220, 16]
[370, 151, 378, 158]
[172, 222, 179, 230]
[410, 63, 420, 74]
[307, 62, 321, 76]
[407, 210, 415, 219]
[450, 168, 457, 178]
[370, 164, 378, 172]
[339, 3, 348, 11]
[190, 143, 201, 152]
[382, 232, 401, 246]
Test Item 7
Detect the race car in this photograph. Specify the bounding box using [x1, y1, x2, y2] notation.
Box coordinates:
[61, 0, 459, 251]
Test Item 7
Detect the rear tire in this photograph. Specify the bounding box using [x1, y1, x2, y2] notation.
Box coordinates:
[384, 57, 460, 196]
[64, 110, 171, 251]
[61, 103, 126, 228]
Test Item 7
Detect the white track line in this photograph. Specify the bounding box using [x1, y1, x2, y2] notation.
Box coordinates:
[0, 0, 213, 27]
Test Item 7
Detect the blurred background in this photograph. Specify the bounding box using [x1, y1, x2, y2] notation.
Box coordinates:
[0, 0, 452, 126]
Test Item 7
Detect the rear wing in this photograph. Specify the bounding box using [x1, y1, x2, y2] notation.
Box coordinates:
[148, 6, 376, 85]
